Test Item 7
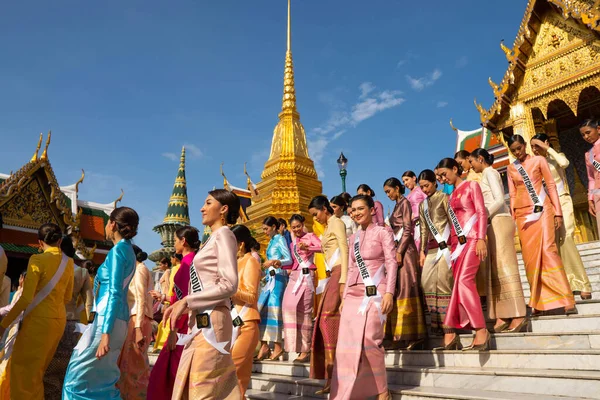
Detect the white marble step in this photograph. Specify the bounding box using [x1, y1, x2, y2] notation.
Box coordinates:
[248, 371, 597, 399]
[525, 313, 600, 333]
[427, 331, 600, 350]
[254, 348, 600, 374]
[245, 386, 583, 400]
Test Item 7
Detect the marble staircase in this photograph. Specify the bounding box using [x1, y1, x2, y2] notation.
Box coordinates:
[246, 240, 600, 400]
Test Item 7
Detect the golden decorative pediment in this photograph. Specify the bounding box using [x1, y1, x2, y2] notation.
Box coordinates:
[0, 177, 61, 229]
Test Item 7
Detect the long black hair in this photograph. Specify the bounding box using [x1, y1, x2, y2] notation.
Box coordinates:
[471, 148, 495, 165]
[507, 134, 526, 147]
[437, 158, 463, 176]
[231, 225, 257, 254]
[308, 195, 334, 214]
[263, 216, 280, 230]
[383, 177, 405, 195]
[175, 226, 201, 251]
[330, 195, 348, 212]
[580, 118, 599, 129]
[418, 169, 437, 184]
[356, 184, 376, 197]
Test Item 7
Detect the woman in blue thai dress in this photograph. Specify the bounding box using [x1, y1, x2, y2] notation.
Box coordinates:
[63, 207, 139, 399]
[256, 216, 292, 361]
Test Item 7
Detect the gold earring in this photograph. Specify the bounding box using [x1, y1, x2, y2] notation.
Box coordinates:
[221, 213, 226, 225]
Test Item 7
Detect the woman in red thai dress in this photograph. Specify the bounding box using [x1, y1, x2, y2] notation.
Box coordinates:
[436, 158, 489, 350]
[507, 135, 575, 315]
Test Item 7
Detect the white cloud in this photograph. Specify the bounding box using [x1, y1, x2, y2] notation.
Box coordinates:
[406, 68, 442, 91]
[437, 101, 449, 108]
[308, 83, 405, 176]
[396, 52, 418, 69]
[161, 152, 178, 161]
[456, 56, 468, 68]
[184, 144, 203, 159]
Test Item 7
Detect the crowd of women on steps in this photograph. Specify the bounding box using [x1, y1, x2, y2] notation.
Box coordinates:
[0, 119, 599, 399]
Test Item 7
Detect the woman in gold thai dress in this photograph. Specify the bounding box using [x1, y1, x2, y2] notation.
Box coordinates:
[151, 257, 173, 352]
[469, 148, 527, 332]
[507, 135, 576, 315]
[165, 189, 241, 399]
[230, 225, 261, 397]
[0, 223, 74, 400]
[532, 134, 592, 300]
[416, 170, 455, 339]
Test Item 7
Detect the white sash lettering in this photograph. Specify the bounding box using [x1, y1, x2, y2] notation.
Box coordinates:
[230, 304, 249, 348]
[353, 232, 386, 324]
[315, 248, 340, 295]
[292, 242, 314, 295]
[423, 199, 452, 268]
[447, 201, 478, 262]
[514, 160, 546, 222]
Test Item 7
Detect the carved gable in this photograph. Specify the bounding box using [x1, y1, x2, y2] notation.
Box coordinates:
[519, 10, 600, 100]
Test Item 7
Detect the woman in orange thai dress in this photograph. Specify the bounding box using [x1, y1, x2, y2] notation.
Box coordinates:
[230, 225, 261, 397]
[436, 158, 489, 350]
[582, 119, 600, 241]
[507, 135, 575, 315]
[165, 189, 241, 399]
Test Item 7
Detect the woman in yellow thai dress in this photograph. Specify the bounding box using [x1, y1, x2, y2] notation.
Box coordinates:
[0, 223, 74, 400]
[469, 148, 527, 332]
[507, 135, 576, 315]
[165, 189, 241, 399]
[117, 245, 154, 399]
[532, 133, 592, 300]
[151, 257, 178, 351]
[230, 225, 261, 397]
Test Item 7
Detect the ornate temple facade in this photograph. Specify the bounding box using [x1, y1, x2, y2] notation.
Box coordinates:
[461, 0, 600, 243]
[0, 133, 123, 281]
[245, 0, 323, 243]
[149, 146, 190, 263]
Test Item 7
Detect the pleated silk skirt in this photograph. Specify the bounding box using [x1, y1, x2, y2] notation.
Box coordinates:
[63, 316, 128, 400]
[515, 206, 575, 311]
[445, 238, 486, 330]
[486, 215, 527, 320]
[10, 315, 65, 400]
[171, 306, 241, 400]
[557, 194, 592, 293]
[421, 246, 454, 334]
[231, 320, 259, 397]
[331, 282, 388, 400]
[117, 316, 153, 400]
[310, 266, 341, 380]
[282, 269, 314, 353]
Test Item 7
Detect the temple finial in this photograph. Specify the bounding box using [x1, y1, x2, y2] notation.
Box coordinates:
[449, 118, 457, 132]
[163, 146, 190, 225]
[41, 131, 51, 160]
[113, 189, 125, 208]
[31, 133, 43, 162]
[221, 162, 231, 191]
[287, 0, 292, 52]
[281, 0, 297, 113]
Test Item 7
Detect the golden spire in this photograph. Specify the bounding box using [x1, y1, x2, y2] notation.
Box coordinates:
[41, 131, 51, 160]
[31, 133, 43, 162]
[220, 162, 231, 191]
[281, 0, 297, 113]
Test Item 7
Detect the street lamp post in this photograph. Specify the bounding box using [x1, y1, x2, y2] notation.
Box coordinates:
[337, 152, 348, 193]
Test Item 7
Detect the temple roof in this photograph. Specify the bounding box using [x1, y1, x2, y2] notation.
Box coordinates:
[161, 147, 190, 226]
[476, 0, 600, 128]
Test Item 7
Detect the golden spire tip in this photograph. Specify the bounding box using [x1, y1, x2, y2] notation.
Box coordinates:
[31, 133, 43, 162]
[41, 131, 51, 160]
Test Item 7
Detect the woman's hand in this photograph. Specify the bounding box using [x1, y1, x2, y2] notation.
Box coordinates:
[134, 327, 146, 349]
[167, 330, 178, 351]
[95, 333, 110, 359]
[589, 200, 596, 217]
[339, 283, 345, 298]
[149, 290, 163, 301]
[166, 299, 190, 331]
[554, 216, 563, 230]
[531, 138, 549, 152]
[419, 251, 426, 267]
[476, 239, 487, 261]
[338, 300, 344, 314]
[395, 252, 403, 267]
[381, 293, 394, 315]
[298, 242, 308, 251]
[263, 260, 274, 269]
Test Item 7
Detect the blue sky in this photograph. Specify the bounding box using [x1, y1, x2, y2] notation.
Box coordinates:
[0, 1, 527, 255]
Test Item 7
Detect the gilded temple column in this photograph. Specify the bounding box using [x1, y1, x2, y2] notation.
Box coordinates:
[510, 102, 536, 152]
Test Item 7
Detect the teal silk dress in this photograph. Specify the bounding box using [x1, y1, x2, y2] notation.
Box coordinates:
[257, 234, 292, 343]
[63, 239, 136, 399]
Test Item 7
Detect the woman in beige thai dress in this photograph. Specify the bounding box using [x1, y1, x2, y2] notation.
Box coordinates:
[532, 134, 592, 300]
[416, 170, 455, 340]
[469, 149, 527, 332]
[165, 189, 242, 400]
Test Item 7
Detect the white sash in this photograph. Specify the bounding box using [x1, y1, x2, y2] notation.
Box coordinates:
[291, 243, 314, 295]
[393, 227, 404, 242]
[588, 150, 600, 195]
[176, 261, 229, 354]
[3, 254, 70, 358]
[316, 248, 340, 295]
[353, 232, 386, 325]
[74, 264, 135, 352]
[514, 160, 546, 223]
[423, 199, 452, 268]
[447, 202, 478, 262]
[262, 267, 277, 293]
[230, 304, 249, 348]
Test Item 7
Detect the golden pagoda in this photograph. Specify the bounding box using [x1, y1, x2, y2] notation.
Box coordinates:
[472, 0, 600, 243]
[246, 0, 323, 241]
